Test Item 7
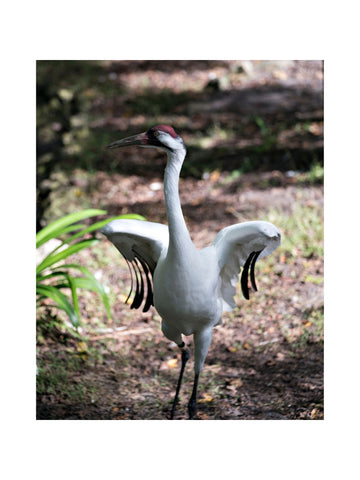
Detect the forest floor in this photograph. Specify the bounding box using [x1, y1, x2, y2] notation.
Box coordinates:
[36, 171, 323, 420]
[36, 60, 323, 420]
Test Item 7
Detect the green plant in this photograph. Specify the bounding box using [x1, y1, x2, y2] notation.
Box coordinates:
[36, 209, 144, 328]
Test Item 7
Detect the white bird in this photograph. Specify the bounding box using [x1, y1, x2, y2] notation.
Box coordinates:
[102, 125, 281, 419]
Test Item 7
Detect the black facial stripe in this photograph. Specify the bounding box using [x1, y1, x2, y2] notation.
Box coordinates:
[145, 129, 170, 149]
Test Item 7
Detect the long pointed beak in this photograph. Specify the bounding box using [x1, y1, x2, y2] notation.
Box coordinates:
[106, 132, 148, 149]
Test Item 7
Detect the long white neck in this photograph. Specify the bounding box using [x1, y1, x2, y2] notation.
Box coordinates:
[164, 149, 194, 254]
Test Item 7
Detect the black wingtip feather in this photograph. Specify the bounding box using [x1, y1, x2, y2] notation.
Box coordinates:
[138, 257, 154, 312]
[124, 258, 134, 305]
[241, 250, 262, 300]
[250, 250, 262, 292]
[130, 258, 144, 310]
[121, 252, 155, 313]
[241, 251, 254, 300]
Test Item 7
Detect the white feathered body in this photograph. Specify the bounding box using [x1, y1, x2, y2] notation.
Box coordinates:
[153, 244, 223, 337]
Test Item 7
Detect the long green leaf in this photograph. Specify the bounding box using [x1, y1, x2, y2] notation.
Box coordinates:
[36, 284, 79, 327]
[38, 266, 112, 319]
[37, 224, 86, 248]
[71, 276, 102, 292]
[38, 265, 95, 282]
[36, 239, 99, 274]
[37, 271, 69, 282]
[51, 263, 97, 278]
[36, 210, 139, 324]
[45, 276, 106, 301]
[39, 272, 82, 321]
[36, 209, 106, 248]
[70, 276, 111, 319]
[66, 274, 80, 321]
[61, 214, 146, 246]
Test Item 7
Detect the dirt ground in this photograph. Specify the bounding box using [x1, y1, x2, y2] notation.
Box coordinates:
[36, 60, 323, 420]
[36, 173, 323, 420]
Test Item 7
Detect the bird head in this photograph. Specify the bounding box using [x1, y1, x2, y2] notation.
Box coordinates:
[106, 125, 186, 154]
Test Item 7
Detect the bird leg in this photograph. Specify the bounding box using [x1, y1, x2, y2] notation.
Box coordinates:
[188, 372, 199, 419]
[170, 342, 189, 419]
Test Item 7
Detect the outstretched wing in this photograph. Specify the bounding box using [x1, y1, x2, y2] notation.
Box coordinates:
[212, 221, 281, 311]
[101, 219, 169, 312]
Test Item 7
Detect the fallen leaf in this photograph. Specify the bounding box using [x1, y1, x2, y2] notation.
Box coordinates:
[76, 341, 89, 359]
[230, 378, 243, 388]
[226, 384, 237, 395]
[167, 358, 178, 369]
[197, 412, 210, 420]
[198, 393, 214, 403]
[210, 170, 220, 182]
[310, 408, 323, 419]
[308, 123, 322, 136]
[119, 294, 132, 304]
[160, 358, 178, 370]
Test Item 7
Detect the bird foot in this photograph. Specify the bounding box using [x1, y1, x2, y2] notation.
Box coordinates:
[188, 372, 199, 419]
[188, 400, 197, 420]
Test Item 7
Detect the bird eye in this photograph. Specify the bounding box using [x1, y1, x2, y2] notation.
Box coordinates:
[153, 131, 159, 137]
